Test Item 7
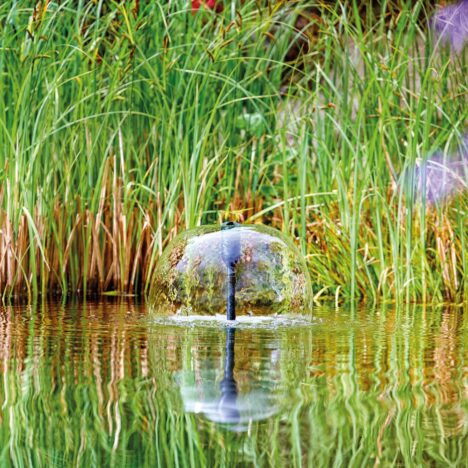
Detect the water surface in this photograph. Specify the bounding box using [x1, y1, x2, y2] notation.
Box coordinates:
[0, 301, 466, 467]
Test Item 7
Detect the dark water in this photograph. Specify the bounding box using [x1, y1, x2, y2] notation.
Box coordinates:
[0, 301, 466, 467]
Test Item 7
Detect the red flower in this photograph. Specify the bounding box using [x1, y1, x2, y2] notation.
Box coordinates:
[192, 0, 216, 13]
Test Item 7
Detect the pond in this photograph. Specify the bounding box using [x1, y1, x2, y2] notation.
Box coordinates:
[0, 301, 465, 467]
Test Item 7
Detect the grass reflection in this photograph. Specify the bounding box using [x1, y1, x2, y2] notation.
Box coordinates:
[0, 302, 465, 466]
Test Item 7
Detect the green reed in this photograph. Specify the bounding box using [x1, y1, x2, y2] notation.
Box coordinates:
[0, 1, 466, 302]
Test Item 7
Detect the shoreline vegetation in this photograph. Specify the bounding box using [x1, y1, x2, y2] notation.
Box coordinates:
[0, 1, 466, 303]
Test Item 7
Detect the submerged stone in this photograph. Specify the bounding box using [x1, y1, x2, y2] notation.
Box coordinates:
[150, 224, 312, 316]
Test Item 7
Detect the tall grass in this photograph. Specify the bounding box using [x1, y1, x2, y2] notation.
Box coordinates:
[0, 1, 466, 302]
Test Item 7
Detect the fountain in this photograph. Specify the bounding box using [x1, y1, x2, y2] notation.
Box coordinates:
[150, 222, 312, 430]
[150, 222, 312, 319]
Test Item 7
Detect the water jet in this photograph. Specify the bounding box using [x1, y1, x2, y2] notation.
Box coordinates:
[150, 223, 312, 319]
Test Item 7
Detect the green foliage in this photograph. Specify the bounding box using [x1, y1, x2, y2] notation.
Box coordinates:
[0, 1, 465, 302]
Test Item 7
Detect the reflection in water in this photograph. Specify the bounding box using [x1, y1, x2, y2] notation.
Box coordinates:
[0, 301, 465, 466]
[218, 328, 240, 422]
[176, 327, 279, 430]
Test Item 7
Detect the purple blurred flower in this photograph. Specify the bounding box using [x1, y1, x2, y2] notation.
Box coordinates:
[415, 135, 468, 204]
[432, 0, 468, 52]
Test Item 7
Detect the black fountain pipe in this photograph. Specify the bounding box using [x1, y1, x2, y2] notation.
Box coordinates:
[221, 221, 241, 321]
[227, 267, 236, 321]
[218, 327, 240, 421]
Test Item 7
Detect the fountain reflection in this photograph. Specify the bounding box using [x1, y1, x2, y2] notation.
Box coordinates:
[176, 327, 281, 431]
[0, 301, 465, 466]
